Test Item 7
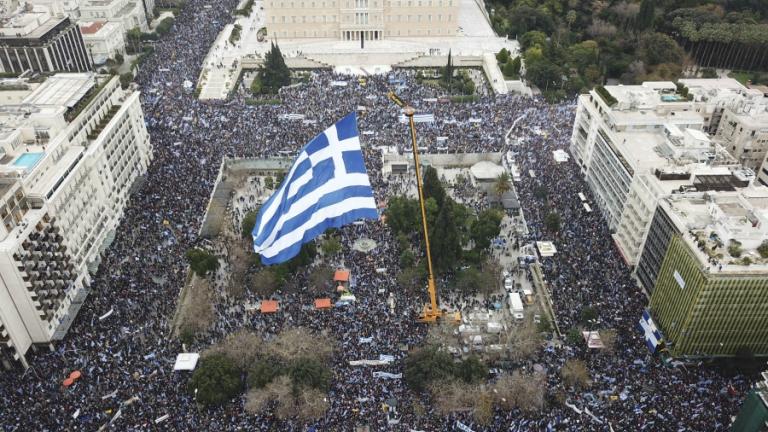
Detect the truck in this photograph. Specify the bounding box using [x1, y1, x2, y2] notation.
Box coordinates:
[508, 292, 524, 321]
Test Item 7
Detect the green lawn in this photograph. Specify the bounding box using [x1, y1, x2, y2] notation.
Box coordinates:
[728, 70, 753, 85]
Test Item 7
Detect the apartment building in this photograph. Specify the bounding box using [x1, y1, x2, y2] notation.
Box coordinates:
[640, 189, 768, 357]
[80, 20, 125, 65]
[264, 0, 459, 40]
[680, 78, 768, 169]
[570, 82, 753, 266]
[0, 73, 152, 368]
[79, 0, 148, 33]
[0, 9, 92, 74]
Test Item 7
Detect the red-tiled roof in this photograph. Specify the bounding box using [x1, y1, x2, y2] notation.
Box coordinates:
[80, 21, 106, 35]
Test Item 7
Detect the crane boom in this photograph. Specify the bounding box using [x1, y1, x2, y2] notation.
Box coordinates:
[387, 91, 445, 323]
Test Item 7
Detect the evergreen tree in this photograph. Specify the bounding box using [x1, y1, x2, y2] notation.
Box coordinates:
[441, 50, 454, 90]
[431, 200, 461, 274]
[637, 0, 655, 31]
[422, 166, 446, 208]
[259, 43, 291, 94]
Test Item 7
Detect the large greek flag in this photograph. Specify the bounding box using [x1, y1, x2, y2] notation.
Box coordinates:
[252, 113, 378, 264]
[638, 310, 663, 353]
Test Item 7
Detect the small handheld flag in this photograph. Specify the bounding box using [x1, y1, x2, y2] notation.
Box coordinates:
[252, 112, 378, 264]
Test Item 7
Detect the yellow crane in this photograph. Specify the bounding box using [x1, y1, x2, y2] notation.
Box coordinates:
[387, 91, 460, 324]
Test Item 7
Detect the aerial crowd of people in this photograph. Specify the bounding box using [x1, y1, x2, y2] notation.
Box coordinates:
[0, 0, 755, 430]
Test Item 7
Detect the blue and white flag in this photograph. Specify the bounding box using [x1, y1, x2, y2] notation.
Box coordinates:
[638, 310, 663, 353]
[252, 113, 378, 264]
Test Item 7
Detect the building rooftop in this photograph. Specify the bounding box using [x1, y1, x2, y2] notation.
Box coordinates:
[0, 73, 108, 183]
[660, 187, 768, 273]
[21, 74, 95, 108]
[79, 20, 106, 35]
[0, 8, 64, 39]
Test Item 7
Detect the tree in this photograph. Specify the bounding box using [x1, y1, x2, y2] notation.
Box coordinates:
[185, 248, 219, 277]
[640, 33, 684, 66]
[492, 371, 546, 413]
[250, 267, 278, 296]
[637, 0, 655, 31]
[422, 166, 446, 208]
[307, 265, 332, 293]
[241, 210, 257, 238]
[287, 357, 332, 393]
[701, 68, 718, 78]
[114, 53, 124, 65]
[567, 40, 599, 72]
[501, 315, 542, 361]
[404, 346, 456, 392]
[265, 327, 334, 363]
[259, 42, 291, 94]
[521, 31, 548, 50]
[561, 359, 590, 389]
[400, 249, 415, 268]
[441, 50, 454, 90]
[456, 355, 488, 384]
[385, 196, 420, 235]
[320, 235, 341, 256]
[494, 172, 512, 197]
[496, 48, 510, 64]
[189, 353, 243, 406]
[503, 58, 520, 78]
[156, 17, 175, 35]
[454, 265, 498, 296]
[470, 209, 503, 252]
[524, 58, 563, 91]
[119, 72, 133, 89]
[126, 27, 142, 53]
[431, 201, 461, 274]
[757, 240, 768, 258]
[207, 330, 263, 371]
[544, 211, 561, 232]
[579, 306, 598, 325]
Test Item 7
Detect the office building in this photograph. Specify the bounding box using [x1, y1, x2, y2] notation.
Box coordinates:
[570, 82, 751, 266]
[79, 0, 148, 33]
[0, 8, 92, 74]
[731, 369, 768, 432]
[0, 72, 152, 368]
[641, 188, 768, 357]
[79, 20, 125, 65]
[264, 0, 459, 40]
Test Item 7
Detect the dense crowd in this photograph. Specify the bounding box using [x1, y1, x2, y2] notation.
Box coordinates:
[0, 0, 754, 431]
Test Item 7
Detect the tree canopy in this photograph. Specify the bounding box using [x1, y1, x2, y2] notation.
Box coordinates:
[257, 43, 290, 94]
[189, 353, 243, 406]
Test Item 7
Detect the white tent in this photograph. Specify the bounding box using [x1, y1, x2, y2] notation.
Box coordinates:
[173, 353, 200, 371]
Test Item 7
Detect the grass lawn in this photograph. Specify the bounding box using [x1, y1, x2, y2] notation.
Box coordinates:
[728, 70, 753, 85]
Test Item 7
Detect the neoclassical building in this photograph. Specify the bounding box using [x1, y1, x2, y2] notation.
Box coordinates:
[264, 0, 460, 40]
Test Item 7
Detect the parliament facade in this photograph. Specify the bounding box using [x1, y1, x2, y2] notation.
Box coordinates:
[264, 0, 459, 40]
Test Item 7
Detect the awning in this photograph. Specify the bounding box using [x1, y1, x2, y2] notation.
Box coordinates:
[314, 298, 332, 309]
[334, 270, 350, 282]
[260, 300, 278, 313]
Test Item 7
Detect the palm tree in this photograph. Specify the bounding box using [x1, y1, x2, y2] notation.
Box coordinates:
[494, 173, 512, 197]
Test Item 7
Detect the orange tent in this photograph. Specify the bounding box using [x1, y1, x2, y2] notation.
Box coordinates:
[69, 370, 82, 380]
[62, 378, 74, 387]
[260, 300, 278, 313]
[314, 298, 332, 309]
[333, 270, 350, 282]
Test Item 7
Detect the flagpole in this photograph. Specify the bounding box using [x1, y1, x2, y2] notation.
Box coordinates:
[404, 110, 442, 324]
